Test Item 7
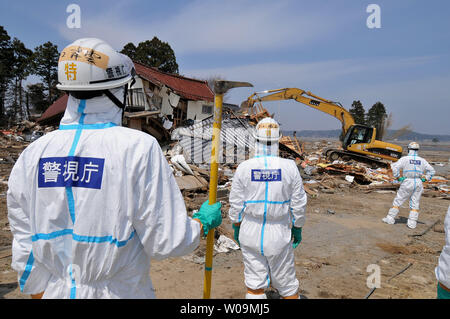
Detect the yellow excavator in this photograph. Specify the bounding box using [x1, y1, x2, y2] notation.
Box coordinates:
[241, 88, 403, 167]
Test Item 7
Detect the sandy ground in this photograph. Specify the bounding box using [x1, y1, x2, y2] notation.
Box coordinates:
[0, 139, 449, 299]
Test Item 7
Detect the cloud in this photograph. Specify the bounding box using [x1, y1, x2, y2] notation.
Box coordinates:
[57, 0, 352, 54]
[182, 55, 438, 95]
[52, 1, 449, 134]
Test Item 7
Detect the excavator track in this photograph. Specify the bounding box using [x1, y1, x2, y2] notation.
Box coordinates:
[323, 148, 390, 168]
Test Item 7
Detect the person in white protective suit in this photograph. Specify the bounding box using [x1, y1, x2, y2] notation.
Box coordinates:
[7, 38, 221, 299]
[435, 205, 450, 299]
[382, 142, 435, 229]
[228, 117, 307, 299]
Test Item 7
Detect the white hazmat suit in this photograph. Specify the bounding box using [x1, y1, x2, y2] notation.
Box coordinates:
[7, 90, 201, 298]
[435, 205, 450, 296]
[228, 139, 307, 298]
[383, 148, 435, 228]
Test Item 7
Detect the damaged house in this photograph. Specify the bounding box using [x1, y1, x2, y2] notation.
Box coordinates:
[37, 61, 218, 141]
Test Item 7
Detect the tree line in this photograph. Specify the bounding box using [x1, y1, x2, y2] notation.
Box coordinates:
[0, 25, 180, 127]
[0, 26, 62, 126]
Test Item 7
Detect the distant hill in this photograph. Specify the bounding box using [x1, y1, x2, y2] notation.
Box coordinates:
[282, 129, 450, 142]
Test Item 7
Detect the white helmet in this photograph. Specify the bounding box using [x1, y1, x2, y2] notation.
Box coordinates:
[56, 38, 135, 91]
[254, 117, 282, 143]
[408, 141, 420, 150]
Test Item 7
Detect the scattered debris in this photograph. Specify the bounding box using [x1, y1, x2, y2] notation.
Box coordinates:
[214, 235, 240, 253]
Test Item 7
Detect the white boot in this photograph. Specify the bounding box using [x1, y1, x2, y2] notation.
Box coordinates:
[407, 210, 419, 229]
[382, 215, 395, 225]
[382, 207, 398, 225]
[246, 293, 267, 299]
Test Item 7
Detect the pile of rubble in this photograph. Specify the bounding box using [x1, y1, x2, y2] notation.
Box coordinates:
[1, 120, 56, 190]
[166, 137, 449, 204]
[301, 159, 448, 199]
[1, 120, 55, 143]
[164, 136, 448, 259]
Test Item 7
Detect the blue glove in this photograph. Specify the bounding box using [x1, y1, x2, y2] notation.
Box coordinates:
[291, 227, 302, 249]
[192, 201, 222, 236]
[421, 177, 427, 182]
[398, 177, 405, 182]
[232, 224, 240, 246]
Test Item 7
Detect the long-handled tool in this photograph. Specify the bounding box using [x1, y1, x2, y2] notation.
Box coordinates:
[203, 80, 253, 299]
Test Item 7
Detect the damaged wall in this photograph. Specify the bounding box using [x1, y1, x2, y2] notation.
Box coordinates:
[171, 114, 256, 165]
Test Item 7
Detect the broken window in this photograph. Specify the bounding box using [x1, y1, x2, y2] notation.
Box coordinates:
[202, 105, 213, 114]
[127, 88, 146, 111]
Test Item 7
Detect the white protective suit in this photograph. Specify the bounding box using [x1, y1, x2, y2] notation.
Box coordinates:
[228, 141, 307, 297]
[385, 149, 435, 227]
[435, 206, 450, 291]
[7, 90, 200, 298]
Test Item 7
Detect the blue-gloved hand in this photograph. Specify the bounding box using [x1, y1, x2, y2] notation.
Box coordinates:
[192, 201, 222, 236]
[398, 177, 405, 182]
[291, 227, 302, 249]
[232, 224, 240, 246]
[421, 177, 427, 182]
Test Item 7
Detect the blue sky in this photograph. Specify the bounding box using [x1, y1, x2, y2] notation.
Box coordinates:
[1, 0, 449, 134]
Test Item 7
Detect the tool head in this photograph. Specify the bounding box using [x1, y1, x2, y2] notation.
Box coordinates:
[213, 80, 253, 95]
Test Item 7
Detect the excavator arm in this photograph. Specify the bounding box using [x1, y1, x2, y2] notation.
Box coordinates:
[242, 88, 356, 135]
[242, 87, 403, 164]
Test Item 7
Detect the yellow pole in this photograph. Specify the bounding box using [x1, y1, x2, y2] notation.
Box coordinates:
[203, 93, 223, 299]
[202, 80, 252, 299]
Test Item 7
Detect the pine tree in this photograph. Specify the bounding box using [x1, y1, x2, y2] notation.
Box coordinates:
[11, 38, 33, 120]
[366, 102, 387, 140]
[30, 41, 60, 107]
[349, 100, 365, 125]
[121, 37, 179, 74]
[26, 83, 48, 113]
[0, 26, 13, 123]
[121, 42, 137, 61]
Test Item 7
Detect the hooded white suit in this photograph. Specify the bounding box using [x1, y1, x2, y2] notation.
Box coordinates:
[435, 206, 450, 293]
[228, 141, 307, 297]
[7, 90, 200, 298]
[384, 149, 435, 227]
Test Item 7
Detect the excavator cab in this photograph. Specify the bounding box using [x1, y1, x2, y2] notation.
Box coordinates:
[343, 125, 374, 148]
[341, 124, 402, 162]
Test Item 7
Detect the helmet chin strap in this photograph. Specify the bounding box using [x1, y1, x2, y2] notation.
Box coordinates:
[103, 87, 127, 110]
[102, 77, 135, 110]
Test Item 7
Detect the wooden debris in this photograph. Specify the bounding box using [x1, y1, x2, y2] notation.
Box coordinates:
[175, 175, 208, 191]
